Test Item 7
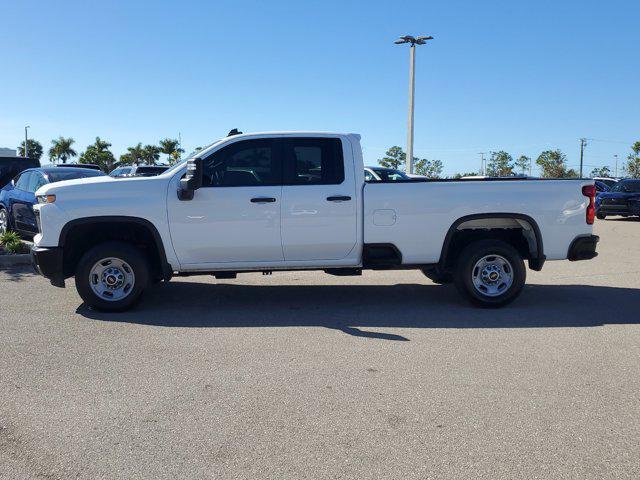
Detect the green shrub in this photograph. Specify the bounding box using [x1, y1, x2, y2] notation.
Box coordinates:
[0, 231, 20, 246]
[3, 239, 27, 254]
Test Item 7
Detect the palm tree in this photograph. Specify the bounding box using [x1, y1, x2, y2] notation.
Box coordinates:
[79, 137, 117, 173]
[159, 138, 184, 165]
[141, 145, 160, 165]
[120, 143, 145, 166]
[49, 137, 77, 164]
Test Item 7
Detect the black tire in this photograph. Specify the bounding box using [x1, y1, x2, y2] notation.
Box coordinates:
[421, 268, 453, 285]
[596, 213, 606, 220]
[454, 239, 526, 308]
[75, 241, 149, 312]
[0, 207, 12, 235]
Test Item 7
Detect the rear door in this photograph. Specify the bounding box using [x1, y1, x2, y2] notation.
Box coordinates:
[281, 137, 357, 261]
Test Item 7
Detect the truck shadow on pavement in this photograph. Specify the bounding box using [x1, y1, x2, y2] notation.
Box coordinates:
[77, 281, 640, 340]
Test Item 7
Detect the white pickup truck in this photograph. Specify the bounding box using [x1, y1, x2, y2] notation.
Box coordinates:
[31, 132, 599, 311]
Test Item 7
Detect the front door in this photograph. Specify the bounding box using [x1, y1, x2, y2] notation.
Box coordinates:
[281, 137, 357, 261]
[10, 171, 38, 234]
[167, 138, 284, 267]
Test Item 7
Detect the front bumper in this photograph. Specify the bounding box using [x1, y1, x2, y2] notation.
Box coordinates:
[567, 235, 599, 261]
[31, 246, 65, 287]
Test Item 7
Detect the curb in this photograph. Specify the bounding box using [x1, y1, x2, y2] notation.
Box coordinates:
[0, 254, 32, 268]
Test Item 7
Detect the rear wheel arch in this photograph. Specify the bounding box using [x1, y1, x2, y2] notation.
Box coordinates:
[59, 216, 171, 281]
[438, 213, 545, 272]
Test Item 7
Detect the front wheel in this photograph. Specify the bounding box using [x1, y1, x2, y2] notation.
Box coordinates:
[75, 241, 149, 311]
[454, 240, 526, 308]
[596, 212, 606, 220]
[0, 208, 11, 235]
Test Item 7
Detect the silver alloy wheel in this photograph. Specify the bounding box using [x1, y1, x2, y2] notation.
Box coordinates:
[0, 209, 8, 234]
[89, 257, 136, 302]
[471, 254, 514, 297]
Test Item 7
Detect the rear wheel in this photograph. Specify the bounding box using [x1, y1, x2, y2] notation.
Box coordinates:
[454, 239, 526, 308]
[596, 212, 606, 220]
[75, 241, 149, 311]
[0, 208, 11, 235]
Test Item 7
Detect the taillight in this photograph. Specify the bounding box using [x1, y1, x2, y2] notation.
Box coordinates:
[582, 185, 595, 224]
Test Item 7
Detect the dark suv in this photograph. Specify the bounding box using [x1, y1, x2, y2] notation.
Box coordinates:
[595, 179, 640, 219]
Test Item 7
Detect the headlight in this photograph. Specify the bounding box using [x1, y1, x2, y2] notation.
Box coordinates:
[37, 194, 56, 204]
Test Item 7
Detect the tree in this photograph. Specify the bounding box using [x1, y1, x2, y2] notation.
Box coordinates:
[414, 158, 443, 178]
[590, 166, 611, 178]
[486, 151, 514, 177]
[159, 138, 185, 165]
[141, 145, 160, 165]
[514, 155, 531, 175]
[79, 137, 118, 173]
[624, 141, 640, 179]
[536, 150, 576, 178]
[378, 146, 406, 170]
[17, 139, 44, 160]
[48, 137, 77, 164]
[119, 143, 145, 166]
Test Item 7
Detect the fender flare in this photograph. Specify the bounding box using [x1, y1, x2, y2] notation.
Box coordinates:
[438, 213, 545, 271]
[59, 216, 172, 279]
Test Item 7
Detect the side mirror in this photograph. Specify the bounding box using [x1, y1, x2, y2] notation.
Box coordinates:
[178, 157, 203, 201]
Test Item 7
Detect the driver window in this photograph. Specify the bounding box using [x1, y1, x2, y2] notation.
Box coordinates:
[202, 139, 280, 187]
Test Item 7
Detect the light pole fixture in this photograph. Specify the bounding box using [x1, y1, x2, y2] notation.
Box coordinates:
[395, 34, 434, 174]
[24, 126, 30, 159]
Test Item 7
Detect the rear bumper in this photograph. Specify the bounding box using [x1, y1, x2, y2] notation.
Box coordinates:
[597, 204, 631, 216]
[31, 246, 65, 287]
[567, 235, 599, 261]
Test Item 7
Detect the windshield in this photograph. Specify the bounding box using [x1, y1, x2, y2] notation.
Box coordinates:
[46, 169, 105, 182]
[611, 180, 640, 193]
[163, 140, 222, 176]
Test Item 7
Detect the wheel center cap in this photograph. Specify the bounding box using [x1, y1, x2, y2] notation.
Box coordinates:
[489, 271, 499, 281]
[106, 275, 117, 286]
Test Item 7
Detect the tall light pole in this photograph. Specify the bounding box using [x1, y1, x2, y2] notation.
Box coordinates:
[579, 138, 587, 178]
[24, 126, 30, 158]
[395, 35, 433, 174]
[614, 154, 618, 178]
[478, 152, 486, 175]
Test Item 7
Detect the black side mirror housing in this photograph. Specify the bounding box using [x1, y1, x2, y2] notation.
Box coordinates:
[178, 157, 203, 201]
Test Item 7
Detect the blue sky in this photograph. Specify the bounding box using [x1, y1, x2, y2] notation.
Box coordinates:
[1, 0, 638, 175]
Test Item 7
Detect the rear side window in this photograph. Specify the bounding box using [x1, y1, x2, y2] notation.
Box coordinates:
[202, 139, 280, 187]
[284, 138, 344, 185]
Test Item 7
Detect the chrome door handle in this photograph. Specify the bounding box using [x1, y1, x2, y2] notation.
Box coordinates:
[250, 197, 276, 203]
[327, 196, 351, 202]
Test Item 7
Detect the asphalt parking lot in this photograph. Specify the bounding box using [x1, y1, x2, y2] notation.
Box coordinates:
[1, 218, 639, 479]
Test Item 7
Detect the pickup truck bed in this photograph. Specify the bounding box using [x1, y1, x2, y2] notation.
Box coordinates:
[30, 131, 599, 311]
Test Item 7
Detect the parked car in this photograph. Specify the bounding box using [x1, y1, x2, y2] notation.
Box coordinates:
[54, 163, 102, 171]
[364, 166, 411, 182]
[0, 167, 105, 236]
[110, 165, 169, 178]
[595, 179, 640, 219]
[593, 177, 619, 188]
[31, 132, 598, 311]
[594, 180, 610, 194]
[0, 156, 40, 189]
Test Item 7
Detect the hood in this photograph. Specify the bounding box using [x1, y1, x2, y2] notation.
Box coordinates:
[35, 174, 168, 198]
